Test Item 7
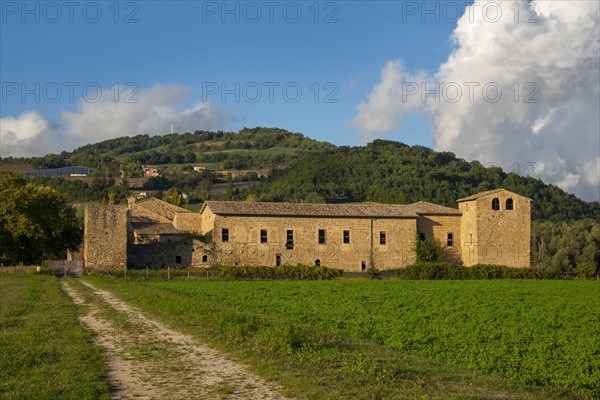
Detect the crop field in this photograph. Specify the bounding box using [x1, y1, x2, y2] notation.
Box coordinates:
[86, 277, 599, 399]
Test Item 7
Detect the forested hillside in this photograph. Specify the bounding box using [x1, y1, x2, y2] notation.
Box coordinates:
[2, 127, 333, 176]
[250, 140, 600, 222]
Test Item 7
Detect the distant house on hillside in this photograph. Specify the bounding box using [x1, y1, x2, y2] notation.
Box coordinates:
[83, 188, 531, 271]
[142, 166, 160, 177]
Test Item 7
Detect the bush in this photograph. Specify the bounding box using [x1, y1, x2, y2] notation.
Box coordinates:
[218, 265, 343, 280]
[415, 237, 444, 263]
[391, 262, 556, 280]
[574, 262, 597, 279]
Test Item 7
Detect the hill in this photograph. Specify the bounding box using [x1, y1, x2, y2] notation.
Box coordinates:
[251, 140, 600, 222]
[1, 129, 598, 222]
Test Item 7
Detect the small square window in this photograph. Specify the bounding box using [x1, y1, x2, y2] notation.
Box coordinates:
[260, 229, 268, 243]
[202, 255, 208, 263]
[343, 230, 350, 244]
[318, 229, 326, 244]
[222, 228, 229, 242]
[419, 233, 426, 241]
[380, 231, 386, 245]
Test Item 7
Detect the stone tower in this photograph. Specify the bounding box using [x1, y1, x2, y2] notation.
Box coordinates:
[83, 205, 128, 271]
[457, 189, 531, 267]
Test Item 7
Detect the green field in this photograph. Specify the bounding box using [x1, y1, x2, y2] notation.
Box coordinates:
[86, 277, 598, 399]
[0, 275, 111, 400]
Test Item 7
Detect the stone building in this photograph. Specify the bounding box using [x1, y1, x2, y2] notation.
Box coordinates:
[84, 198, 211, 271]
[83, 188, 531, 271]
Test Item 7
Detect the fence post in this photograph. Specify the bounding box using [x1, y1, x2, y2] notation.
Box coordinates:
[168, 266, 170, 281]
[146, 266, 149, 279]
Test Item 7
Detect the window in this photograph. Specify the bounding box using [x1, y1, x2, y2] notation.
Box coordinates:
[318, 229, 326, 244]
[175, 255, 182, 264]
[506, 198, 514, 210]
[492, 198, 500, 211]
[260, 229, 268, 243]
[380, 231, 387, 245]
[315, 259, 321, 267]
[275, 254, 281, 267]
[343, 230, 350, 244]
[447, 233, 453, 247]
[222, 228, 229, 242]
[361, 261, 367, 271]
[286, 230, 294, 249]
[419, 233, 426, 241]
[202, 255, 208, 263]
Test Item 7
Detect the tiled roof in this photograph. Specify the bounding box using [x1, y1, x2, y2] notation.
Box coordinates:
[133, 198, 190, 221]
[408, 201, 462, 215]
[457, 188, 532, 202]
[202, 201, 419, 218]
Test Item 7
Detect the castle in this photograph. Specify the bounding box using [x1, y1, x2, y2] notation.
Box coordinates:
[83, 188, 531, 271]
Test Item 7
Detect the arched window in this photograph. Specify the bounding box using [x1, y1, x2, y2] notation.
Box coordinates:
[492, 198, 500, 211]
[506, 198, 514, 210]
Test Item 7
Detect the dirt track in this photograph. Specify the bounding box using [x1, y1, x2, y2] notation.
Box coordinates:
[62, 280, 289, 400]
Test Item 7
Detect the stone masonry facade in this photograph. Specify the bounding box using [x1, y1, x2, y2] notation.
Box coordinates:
[83, 188, 531, 271]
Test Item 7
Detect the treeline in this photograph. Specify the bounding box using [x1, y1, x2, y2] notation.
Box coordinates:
[31, 177, 130, 203]
[531, 219, 599, 274]
[0, 127, 332, 174]
[250, 140, 600, 222]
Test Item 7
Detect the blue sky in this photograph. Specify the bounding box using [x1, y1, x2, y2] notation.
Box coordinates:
[1, 1, 460, 148]
[1, 1, 598, 201]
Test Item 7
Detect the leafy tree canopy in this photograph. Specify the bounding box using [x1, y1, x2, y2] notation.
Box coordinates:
[0, 171, 82, 264]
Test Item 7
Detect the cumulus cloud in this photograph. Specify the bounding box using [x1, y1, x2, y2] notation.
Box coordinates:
[352, 0, 600, 201]
[1, 84, 230, 157]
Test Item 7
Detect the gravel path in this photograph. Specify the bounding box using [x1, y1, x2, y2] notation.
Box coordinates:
[62, 280, 289, 400]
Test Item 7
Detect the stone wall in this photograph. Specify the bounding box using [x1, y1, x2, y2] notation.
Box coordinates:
[417, 214, 462, 264]
[84, 205, 128, 271]
[474, 193, 531, 268]
[200, 207, 216, 234]
[127, 238, 212, 268]
[173, 212, 203, 233]
[210, 215, 417, 271]
[458, 201, 479, 265]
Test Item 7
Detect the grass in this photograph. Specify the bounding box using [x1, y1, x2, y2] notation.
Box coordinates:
[0, 275, 111, 400]
[85, 276, 589, 399]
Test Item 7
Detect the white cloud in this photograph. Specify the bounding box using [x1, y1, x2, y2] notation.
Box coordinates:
[1, 84, 230, 157]
[352, 1, 600, 201]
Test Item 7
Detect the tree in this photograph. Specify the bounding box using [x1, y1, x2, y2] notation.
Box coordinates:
[162, 188, 182, 206]
[415, 236, 444, 263]
[226, 174, 234, 200]
[0, 171, 82, 264]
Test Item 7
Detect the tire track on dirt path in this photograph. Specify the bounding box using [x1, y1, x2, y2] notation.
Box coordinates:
[62, 280, 289, 400]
